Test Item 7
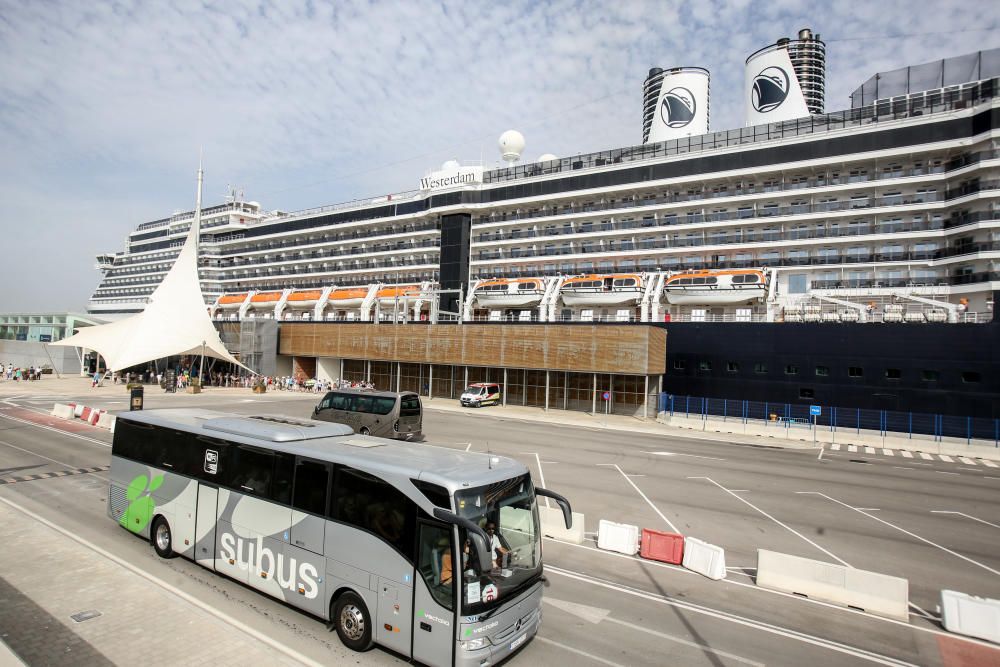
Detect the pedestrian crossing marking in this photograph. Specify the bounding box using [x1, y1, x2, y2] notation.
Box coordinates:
[865, 447, 876, 454]
[918, 453, 934, 460]
[882, 449, 894, 456]
[848, 445, 857, 452]
[900, 451, 914, 458]
[0, 465, 108, 485]
[982, 460, 998, 468]
[939, 455, 954, 463]
[959, 457, 977, 465]
[831, 444, 841, 451]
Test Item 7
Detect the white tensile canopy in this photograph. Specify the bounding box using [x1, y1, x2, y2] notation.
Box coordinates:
[53, 167, 248, 374]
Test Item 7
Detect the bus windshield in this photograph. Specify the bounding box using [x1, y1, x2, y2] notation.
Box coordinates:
[455, 474, 541, 614]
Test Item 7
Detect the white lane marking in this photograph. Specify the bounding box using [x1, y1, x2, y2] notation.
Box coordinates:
[930, 511, 1000, 530]
[533, 636, 627, 667]
[982, 460, 998, 468]
[987, 477, 1000, 481]
[0, 495, 326, 667]
[882, 449, 894, 456]
[690, 477, 848, 566]
[799, 492, 1000, 577]
[958, 457, 977, 465]
[847, 445, 857, 452]
[533, 453, 550, 508]
[817, 447, 825, 461]
[936, 471, 960, 476]
[899, 451, 913, 458]
[545, 566, 918, 667]
[643, 451, 727, 461]
[865, 447, 876, 454]
[0, 437, 110, 482]
[830, 444, 841, 451]
[605, 615, 763, 666]
[602, 464, 678, 533]
[855, 508, 880, 512]
[938, 455, 954, 463]
[465, 442, 472, 452]
[0, 413, 111, 448]
[917, 453, 933, 460]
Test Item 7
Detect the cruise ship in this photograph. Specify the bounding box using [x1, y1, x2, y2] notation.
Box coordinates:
[89, 45, 1000, 330]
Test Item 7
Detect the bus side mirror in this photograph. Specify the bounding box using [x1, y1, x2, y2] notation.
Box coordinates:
[535, 487, 572, 529]
[432, 508, 494, 573]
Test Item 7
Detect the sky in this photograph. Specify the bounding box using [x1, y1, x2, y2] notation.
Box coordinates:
[1, 0, 999, 313]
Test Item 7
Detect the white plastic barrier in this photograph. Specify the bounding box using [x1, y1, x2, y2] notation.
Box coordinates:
[756, 549, 908, 621]
[51, 404, 75, 420]
[73, 403, 85, 418]
[597, 519, 639, 555]
[87, 409, 104, 426]
[539, 505, 585, 544]
[96, 413, 117, 431]
[941, 589, 1000, 643]
[682, 537, 727, 580]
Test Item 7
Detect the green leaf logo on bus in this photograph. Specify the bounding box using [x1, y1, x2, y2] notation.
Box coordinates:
[120, 473, 163, 533]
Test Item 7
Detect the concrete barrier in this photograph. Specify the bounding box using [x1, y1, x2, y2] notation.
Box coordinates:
[73, 403, 85, 418]
[682, 537, 726, 580]
[51, 404, 75, 420]
[539, 505, 585, 544]
[597, 519, 639, 555]
[756, 549, 908, 621]
[941, 589, 1000, 644]
[96, 413, 116, 431]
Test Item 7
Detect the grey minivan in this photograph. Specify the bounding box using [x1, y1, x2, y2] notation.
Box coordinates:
[312, 389, 422, 439]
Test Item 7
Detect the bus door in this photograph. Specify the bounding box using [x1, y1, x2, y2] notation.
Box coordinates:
[412, 520, 456, 667]
[195, 483, 219, 569]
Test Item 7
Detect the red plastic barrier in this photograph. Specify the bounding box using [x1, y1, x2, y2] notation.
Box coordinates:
[88, 409, 104, 425]
[80, 406, 92, 421]
[640, 528, 685, 565]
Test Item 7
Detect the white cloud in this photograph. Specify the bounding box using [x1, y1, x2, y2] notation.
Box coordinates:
[0, 0, 998, 311]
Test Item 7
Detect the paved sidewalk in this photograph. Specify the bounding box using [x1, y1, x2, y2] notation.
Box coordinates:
[0, 499, 306, 667]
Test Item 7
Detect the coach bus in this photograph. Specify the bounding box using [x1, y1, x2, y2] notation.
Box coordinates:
[108, 409, 572, 666]
[313, 388, 422, 439]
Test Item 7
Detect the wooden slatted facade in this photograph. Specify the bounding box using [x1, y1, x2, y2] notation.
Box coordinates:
[279, 324, 666, 375]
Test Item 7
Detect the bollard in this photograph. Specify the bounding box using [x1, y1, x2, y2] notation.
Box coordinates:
[130, 385, 144, 411]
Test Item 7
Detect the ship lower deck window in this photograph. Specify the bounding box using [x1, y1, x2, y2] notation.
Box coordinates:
[727, 361, 739, 373]
[673, 360, 686, 371]
[698, 361, 712, 371]
[848, 367, 864, 378]
[922, 370, 939, 382]
[815, 366, 829, 376]
[799, 388, 815, 399]
[784, 365, 799, 375]
[754, 363, 768, 374]
[962, 371, 981, 383]
[885, 368, 901, 379]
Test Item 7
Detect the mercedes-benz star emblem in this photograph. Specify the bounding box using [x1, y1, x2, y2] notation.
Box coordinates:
[660, 86, 696, 128]
[516, 618, 522, 631]
[752, 66, 790, 113]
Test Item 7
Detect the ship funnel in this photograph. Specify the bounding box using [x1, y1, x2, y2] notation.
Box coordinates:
[642, 66, 710, 144]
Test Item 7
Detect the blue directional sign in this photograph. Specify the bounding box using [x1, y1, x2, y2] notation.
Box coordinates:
[810, 405, 822, 416]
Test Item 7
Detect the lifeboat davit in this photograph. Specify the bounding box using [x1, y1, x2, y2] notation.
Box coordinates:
[376, 285, 422, 306]
[474, 278, 546, 308]
[559, 274, 643, 306]
[327, 287, 369, 308]
[217, 293, 247, 310]
[663, 269, 767, 305]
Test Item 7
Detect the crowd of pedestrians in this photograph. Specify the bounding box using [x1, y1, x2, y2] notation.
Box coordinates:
[0, 362, 44, 382]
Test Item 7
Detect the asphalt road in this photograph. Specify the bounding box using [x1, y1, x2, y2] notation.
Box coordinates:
[1, 387, 999, 667]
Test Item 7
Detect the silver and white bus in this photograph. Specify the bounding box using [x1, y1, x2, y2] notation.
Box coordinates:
[108, 409, 572, 666]
[313, 389, 422, 439]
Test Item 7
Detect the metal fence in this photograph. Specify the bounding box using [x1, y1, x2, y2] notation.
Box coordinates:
[659, 394, 999, 446]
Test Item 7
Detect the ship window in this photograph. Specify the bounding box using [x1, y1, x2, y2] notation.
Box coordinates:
[676, 278, 693, 285]
[732, 275, 744, 284]
[848, 367, 864, 378]
[799, 388, 815, 399]
[692, 277, 706, 285]
[673, 360, 686, 370]
[517, 283, 535, 291]
[705, 277, 718, 285]
[698, 360, 712, 371]
[885, 368, 901, 380]
[962, 371, 981, 383]
[785, 365, 799, 375]
[754, 363, 768, 374]
[613, 278, 636, 287]
[921, 370, 939, 382]
[726, 361, 739, 373]
[815, 366, 829, 377]
[742, 274, 759, 284]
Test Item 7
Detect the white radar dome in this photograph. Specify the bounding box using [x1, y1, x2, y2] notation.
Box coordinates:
[538, 153, 558, 162]
[499, 130, 525, 163]
[442, 159, 460, 170]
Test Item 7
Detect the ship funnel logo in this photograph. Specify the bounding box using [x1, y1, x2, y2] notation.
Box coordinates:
[751, 66, 790, 113]
[660, 87, 696, 128]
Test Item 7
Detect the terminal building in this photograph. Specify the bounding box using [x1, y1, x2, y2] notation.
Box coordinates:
[84, 41, 1000, 419]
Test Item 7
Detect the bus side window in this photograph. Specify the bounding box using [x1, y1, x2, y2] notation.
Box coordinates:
[292, 458, 331, 516]
[354, 395, 374, 413]
[329, 393, 348, 410]
[270, 452, 295, 505]
[332, 466, 416, 558]
[226, 446, 274, 496]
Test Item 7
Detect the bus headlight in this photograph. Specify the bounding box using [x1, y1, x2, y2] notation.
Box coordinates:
[462, 637, 488, 650]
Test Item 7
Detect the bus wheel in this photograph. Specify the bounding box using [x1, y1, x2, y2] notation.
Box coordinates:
[333, 592, 373, 651]
[151, 516, 175, 558]
[360, 427, 371, 436]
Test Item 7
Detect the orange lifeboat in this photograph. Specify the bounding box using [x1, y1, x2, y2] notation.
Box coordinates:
[376, 284, 422, 305]
[559, 274, 643, 306]
[327, 287, 369, 308]
[663, 269, 767, 305]
[217, 293, 247, 310]
[474, 278, 546, 307]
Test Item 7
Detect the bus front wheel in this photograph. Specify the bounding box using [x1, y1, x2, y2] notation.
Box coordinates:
[151, 516, 175, 558]
[333, 591, 373, 651]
